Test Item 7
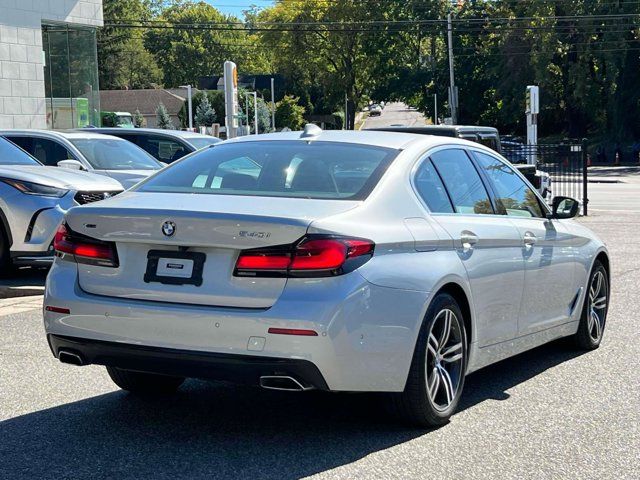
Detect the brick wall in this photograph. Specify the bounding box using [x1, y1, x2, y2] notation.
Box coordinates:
[0, 0, 103, 129]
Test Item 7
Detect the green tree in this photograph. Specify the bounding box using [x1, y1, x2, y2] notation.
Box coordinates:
[275, 95, 306, 130]
[178, 90, 226, 128]
[194, 94, 216, 127]
[144, 2, 246, 87]
[257, 0, 384, 128]
[155, 102, 174, 129]
[98, 0, 163, 89]
[133, 108, 144, 127]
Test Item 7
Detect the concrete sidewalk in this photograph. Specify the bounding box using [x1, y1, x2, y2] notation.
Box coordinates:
[588, 165, 640, 184]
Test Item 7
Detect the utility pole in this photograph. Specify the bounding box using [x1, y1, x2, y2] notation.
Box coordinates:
[447, 13, 458, 125]
[344, 93, 348, 130]
[434, 94, 438, 125]
[270, 77, 275, 131]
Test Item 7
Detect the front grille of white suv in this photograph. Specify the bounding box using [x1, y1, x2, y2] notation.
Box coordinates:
[74, 191, 122, 205]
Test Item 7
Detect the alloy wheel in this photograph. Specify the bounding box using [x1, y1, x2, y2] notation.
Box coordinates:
[588, 270, 608, 342]
[425, 309, 464, 412]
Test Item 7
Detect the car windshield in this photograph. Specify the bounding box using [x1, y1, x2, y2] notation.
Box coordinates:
[69, 138, 162, 170]
[0, 137, 41, 165]
[187, 137, 221, 149]
[137, 140, 399, 200]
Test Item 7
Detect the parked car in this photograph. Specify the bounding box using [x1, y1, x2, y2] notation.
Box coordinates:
[100, 111, 135, 128]
[0, 136, 122, 270]
[0, 130, 163, 189]
[369, 125, 552, 200]
[83, 128, 222, 164]
[44, 127, 609, 427]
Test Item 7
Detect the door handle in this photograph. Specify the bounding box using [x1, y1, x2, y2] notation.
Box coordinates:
[523, 231, 537, 247]
[460, 230, 478, 250]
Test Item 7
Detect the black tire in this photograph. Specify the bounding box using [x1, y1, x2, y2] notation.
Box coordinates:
[0, 223, 12, 278]
[106, 366, 185, 394]
[390, 293, 468, 427]
[573, 260, 609, 350]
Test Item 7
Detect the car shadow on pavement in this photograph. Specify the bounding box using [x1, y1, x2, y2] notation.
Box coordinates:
[0, 340, 585, 479]
[0, 267, 47, 299]
[460, 339, 585, 409]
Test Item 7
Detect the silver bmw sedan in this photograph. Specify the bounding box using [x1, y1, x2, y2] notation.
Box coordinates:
[43, 126, 610, 427]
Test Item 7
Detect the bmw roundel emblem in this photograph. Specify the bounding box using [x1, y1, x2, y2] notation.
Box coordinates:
[162, 221, 176, 237]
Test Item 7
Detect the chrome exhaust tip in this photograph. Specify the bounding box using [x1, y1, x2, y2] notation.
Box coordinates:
[58, 350, 84, 366]
[259, 375, 313, 391]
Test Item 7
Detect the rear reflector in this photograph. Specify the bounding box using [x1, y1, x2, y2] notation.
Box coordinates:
[235, 236, 374, 277]
[45, 306, 70, 314]
[54, 224, 119, 268]
[268, 328, 318, 336]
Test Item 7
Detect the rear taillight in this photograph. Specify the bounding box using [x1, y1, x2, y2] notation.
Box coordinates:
[234, 236, 374, 277]
[54, 224, 119, 268]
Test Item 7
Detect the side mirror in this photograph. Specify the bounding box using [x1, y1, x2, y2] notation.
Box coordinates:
[57, 159, 85, 171]
[549, 196, 580, 219]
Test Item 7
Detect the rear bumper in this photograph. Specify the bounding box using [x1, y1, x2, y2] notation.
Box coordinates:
[44, 258, 430, 392]
[48, 334, 329, 390]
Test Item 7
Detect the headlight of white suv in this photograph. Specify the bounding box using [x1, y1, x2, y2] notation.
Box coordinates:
[0, 178, 69, 198]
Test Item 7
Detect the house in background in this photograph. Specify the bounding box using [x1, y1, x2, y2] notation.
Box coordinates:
[99, 89, 186, 128]
[0, 1, 103, 129]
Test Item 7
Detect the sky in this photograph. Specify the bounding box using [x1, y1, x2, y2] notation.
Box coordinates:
[205, 0, 276, 19]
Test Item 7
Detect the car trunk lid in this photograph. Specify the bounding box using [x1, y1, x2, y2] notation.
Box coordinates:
[65, 192, 359, 308]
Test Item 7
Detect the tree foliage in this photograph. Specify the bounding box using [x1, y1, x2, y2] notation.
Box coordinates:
[194, 94, 216, 127]
[98, 0, 640, 139]
[275, 95, 306, 130]
[98, 0, 163, 89]
[155, 102, 174, 129]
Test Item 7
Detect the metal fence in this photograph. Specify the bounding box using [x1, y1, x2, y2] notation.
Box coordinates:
[502, 140, 588, 215]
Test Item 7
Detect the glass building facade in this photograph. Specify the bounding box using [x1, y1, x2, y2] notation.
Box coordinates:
[42, 23, 100, 129]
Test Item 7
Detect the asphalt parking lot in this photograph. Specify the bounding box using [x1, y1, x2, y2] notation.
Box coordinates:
[1, 171, 639, 479]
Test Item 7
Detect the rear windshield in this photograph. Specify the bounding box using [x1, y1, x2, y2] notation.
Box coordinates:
[136, 141, 399, 200]
[187, 137, 221, 149]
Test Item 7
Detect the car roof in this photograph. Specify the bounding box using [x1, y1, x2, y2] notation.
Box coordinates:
[0, 129, 127, 141]
[221, 128, 471, 150]
[368, 125, 499, 137]
[82, 128, 216, 140]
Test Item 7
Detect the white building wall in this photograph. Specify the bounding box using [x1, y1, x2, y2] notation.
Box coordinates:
[0, 0, 103, 128]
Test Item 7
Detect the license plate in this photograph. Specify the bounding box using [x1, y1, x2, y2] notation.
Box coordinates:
[144, 250, 206, 286]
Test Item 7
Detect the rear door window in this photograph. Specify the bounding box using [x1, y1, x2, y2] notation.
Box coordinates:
[136, 135, 188, 162]
[430, 149, 494, 214]
[21, 138, 75, 166]
[414, 159, 454, 213]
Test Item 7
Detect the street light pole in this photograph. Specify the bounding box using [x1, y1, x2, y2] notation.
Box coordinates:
[179, 85, 193, 131]
[253, 92, 258, 135]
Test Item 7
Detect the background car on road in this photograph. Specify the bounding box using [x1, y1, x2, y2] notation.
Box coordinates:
[0, 136, 122, 271]
[369, 104, 383, 116]
[84, 128, 222, 164]
[44, 127, 609, 427]
[0, 130, 163, 189]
